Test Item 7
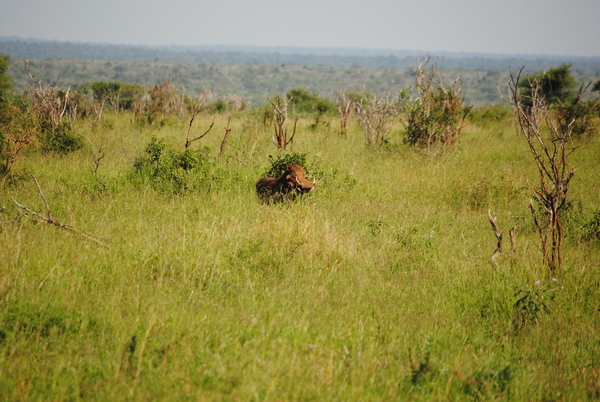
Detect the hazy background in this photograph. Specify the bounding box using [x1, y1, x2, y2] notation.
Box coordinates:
[1, 0, 599, 57]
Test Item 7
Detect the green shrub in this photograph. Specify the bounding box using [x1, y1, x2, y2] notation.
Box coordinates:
[262, 152, 309, 178]
[40, 124, 83, 154]
[132, 136, 213, 194]
[556, 98, 600, 138]
[286, 87, 333, 116]
[402, 59, 470, 152]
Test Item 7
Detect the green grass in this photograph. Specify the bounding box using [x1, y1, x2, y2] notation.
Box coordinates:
[1, 111, 599, 401]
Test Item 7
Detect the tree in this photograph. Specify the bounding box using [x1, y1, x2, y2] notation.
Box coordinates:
[286, 87, 333, 115]
[509, 68, 577, 272]
[518, 64, 577, 107]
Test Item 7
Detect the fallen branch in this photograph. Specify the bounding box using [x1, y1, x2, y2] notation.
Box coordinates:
[12, 176, 109, 248]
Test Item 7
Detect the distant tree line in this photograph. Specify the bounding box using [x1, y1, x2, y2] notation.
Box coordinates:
[1, 38, 600, 73]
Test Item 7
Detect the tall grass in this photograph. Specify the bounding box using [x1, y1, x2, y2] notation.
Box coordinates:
[0, 111, 599, 401]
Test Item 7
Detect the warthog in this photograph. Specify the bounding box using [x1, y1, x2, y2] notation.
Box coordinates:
[256, 164, 314, 202]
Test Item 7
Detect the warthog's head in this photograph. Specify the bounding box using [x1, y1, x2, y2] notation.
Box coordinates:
[282, 164, 314, 194]
[256, 164, 314, 202]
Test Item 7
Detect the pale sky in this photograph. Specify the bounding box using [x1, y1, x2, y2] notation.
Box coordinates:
[1, 0, 599, 57]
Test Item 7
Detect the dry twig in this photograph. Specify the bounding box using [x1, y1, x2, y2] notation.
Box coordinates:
[185, 96, 214, 149]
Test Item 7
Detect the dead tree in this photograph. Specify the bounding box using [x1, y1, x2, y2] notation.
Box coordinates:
[355, 90, 399, 145]
[335, 89, 356, 137]
[270, 95, 297, 151]
[185, 95, 214, 149]
[508, 68, 577, 272]
[24, 59, 77, 132]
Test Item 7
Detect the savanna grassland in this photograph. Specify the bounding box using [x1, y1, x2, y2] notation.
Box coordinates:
[1, 106, 600, 401]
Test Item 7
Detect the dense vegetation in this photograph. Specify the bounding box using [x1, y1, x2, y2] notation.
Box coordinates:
[1, 54, 600, 401]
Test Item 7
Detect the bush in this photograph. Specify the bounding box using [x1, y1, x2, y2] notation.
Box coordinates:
[556, 98, 600, 138]
[286, 88, 334, 116]
[403, 59, 470, 153]
[132, 136, 213, 194]
[263, 152, 310, 178]
[40, 125, 83, 154]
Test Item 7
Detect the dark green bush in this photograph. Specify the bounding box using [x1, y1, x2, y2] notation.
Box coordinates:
[40, 125, 83, 154]
[518, 64, 577, 108]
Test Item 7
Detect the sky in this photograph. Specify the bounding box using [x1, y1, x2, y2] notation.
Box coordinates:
[1, 0, 599, 58]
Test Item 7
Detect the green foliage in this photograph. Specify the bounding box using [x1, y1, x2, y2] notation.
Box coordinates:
[286, 87, 334, 116]
[90, 81, 122, 101]
[88, 81, 145, 110]
[403, 60, 470, 152]
[512, 281, 559, 333]
[0, 53, 13, 111]
[518, 64, 577, 107]
[556, 98, 600, 138]
[206, 97, 248, 114]
[263, 152, 309, 178]
[581, 209, 600, 242]
[40, 125, 83, 154]
[404, 88, 468, 149]
[132, 135, 213, 193]
[467, 104, 512, 127]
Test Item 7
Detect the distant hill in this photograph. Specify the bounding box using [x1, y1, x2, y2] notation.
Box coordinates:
[1, 37, 599, 106]
[2, 37, 600, 73]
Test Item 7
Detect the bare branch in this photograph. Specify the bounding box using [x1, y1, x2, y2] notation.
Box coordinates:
[12, 177, 109, 248]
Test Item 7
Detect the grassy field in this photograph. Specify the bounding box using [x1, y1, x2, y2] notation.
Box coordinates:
[1, 110, 599, 401]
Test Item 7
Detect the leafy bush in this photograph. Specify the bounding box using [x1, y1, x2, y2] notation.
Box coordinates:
[556, 98, 600, 138]
[40, 124, 83, 154]
[403, 59, 470, 153]
[512, 281, 559, 333]
[263, 152, 310, 178]
[286, 87, 333, 116]
[132, 136, 213, 194]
